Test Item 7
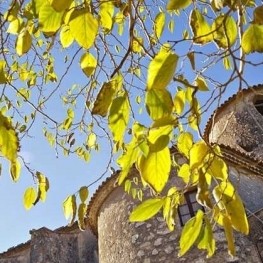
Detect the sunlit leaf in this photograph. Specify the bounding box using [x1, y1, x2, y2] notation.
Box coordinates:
[7, 18, 23, 34]
[132, 37, 143, 53]
[223, 215, 236, 257]
[129, 198, 165, 222]
[179, 210, 204, 256]
[138, 146, 171, 193]
[213, 182, 249, 235]
[87, 133, 96, 148]
[212, 15, 237, 49]
[10, 160, 21, 182]
[178, 163, 191, 183]
[189, 141, 209, 169]
[80, 53, 97, 77]
[39, 1, 64, 34]
[60, 25, 74, 48]
[195, 76, 209, 91]
[48, 0, 73, 12]
[36, 172, 49, 202]
[242, 24, 263, 54]
[190, 9, 213, 44]
[99, 1, 114, 31]
[79, 186, 89, 203]
[23, 187, 37, 210]
[63, 195, 77, 222]
[147, 45, 178, 90]
[69, 8, 98, 49]
[78, 203, 86, 230]
[154, 12, 166, 39]
[146, 89, 173, 120]
[177, 132, 193, 158]
[109, 95, 130, 145]
[174, 89, 185, 115]
[16, 29, 32, 56]
[0, 60, 7, 84]
[166, 0, 192, 10]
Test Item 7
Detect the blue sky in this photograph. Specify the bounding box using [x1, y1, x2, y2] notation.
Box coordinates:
[0, 1, 263, 253]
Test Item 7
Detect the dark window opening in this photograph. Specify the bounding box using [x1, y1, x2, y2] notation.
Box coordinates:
[177, 189, 204, 226]
[254, 99, 263, 115]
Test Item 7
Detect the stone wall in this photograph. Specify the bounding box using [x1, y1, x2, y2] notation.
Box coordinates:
[97, 169, 263, 263]
[0, 227, 98, 263]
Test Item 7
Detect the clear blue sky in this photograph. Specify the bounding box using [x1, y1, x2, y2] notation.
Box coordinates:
[0, 2, 263, 253]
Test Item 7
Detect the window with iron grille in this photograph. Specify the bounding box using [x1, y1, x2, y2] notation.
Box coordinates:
[177, 189, 203, 226]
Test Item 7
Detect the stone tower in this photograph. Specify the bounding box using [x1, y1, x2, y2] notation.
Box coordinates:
[86, 85, 263, 262]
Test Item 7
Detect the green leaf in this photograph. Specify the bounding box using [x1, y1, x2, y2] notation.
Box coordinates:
[197, 218, 216, 258]
[242, 24, 263, 54]
[63, 195, 77, 223]
[146, 89, 173, 121]
[154, 12, 166, 39]
[129, 198, 165, 222]
[23, 187, 37, 210]
[60, 25, 74, 48]
[16, 29, 32, 56]
[190, 9, 213, 44]
[138, 146, 171, 193]
[99, 1, 114, 31]
[189, 141, 209, 169]
[79, 186, 89, 203]
[69, 8, 98, 49]
[48, 0, 73, 12]
[10, 160, 21, 182]
[147, 45, 178, 90]
[213, 182, 249, 235]
[212, 15, 237, 49]
[80, 53, 97, 77]
[166, 0, 192, 10]
[179, 210, 204, 256]
[39, 1, 64, 34]
[78, 203, 86, 230]
[109, 95, 130, 145]
[177, 132, 193, 158]
[0, 60, 7, 84]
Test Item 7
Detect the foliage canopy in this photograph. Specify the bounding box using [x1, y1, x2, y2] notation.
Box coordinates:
[1, 0, 263, 257]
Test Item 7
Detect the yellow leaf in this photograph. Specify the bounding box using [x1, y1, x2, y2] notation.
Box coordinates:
[86, 133, 96, 148]
[154, 12, 166, 39]
[23, 187, 37, 210]
[118, 138, 140, 184]
[189, 141, 209, 169]
[16, 29, 32, 56]
[179, 210, 204, 256]
[207, 156, 228, 181]
[195, 76, 209, 91]
[145, 89, 173, 121]
[39, 1, 64, 34]
[132, 37, 143, 53]
[92, 75, 122, 117]
[7, 18, 23, 34]
[79, 186, 89, 203]
[0, 112, 19, 162]
[69, 8, 98, 49]
[178, 163, 191, 183]
[99, 1, 114, 31]
[242, 24, 263, 54]
[253, 5, 263, 25]
[138, 146, 171, 193]
[197, 218, 216, 258]
[223, 215, 236, 257]
[190, 9, 213, 44]
[37, 172, 49, 202]
[213, 182, 249, 235]
[212, 15, 237, 49]
[60, 25, 74, 48]
[147, 45, 178, 90]
[166, 0, 192, 10]
[109, 95, 130, 145]
[0, 60, 7, 84]
[10, 160, 21, 182]
[63, 195, 77, 222]
[78, 203, 87, 230]
[129, 198, 165, 222]
[48, 0, 73, 12]
[80, 53, 97, 77]
[174, 89, 185, 115]
[177, 132, 193, 158]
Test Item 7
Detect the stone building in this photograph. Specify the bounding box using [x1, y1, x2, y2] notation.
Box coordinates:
[1, 85, 263, 262]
